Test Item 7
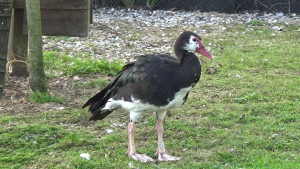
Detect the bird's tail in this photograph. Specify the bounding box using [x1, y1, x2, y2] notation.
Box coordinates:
[89, 108, 113, 121]
[82, 62, 136, 121]
[82, 85, 113, 120]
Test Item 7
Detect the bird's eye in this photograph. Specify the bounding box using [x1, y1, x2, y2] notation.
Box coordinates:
[192, 38, 196, 42]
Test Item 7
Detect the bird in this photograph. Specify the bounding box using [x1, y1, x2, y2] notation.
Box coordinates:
[82, 31, 214, 162]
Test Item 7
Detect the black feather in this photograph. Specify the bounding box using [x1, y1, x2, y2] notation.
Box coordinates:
[89, 108, 113, 121]
[83, 31, 204, 121]
[82, 62, 135, 120]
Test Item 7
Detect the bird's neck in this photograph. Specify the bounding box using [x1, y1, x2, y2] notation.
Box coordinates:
[178, 52, 201, 86]
[175, 49, 188, 63]
[177, 51, 198, 66]
[183, 55, 199, 69]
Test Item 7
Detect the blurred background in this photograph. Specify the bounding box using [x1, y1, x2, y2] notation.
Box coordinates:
[93, 0, 300, 14]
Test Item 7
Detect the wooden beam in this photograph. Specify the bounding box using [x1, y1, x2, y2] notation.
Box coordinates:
[23, 9, 89, 37]
[14, 0, 89, 10]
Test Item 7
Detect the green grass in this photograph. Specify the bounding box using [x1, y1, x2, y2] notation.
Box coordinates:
[1, 24, 300, 168]
[43, 51, 124, 77]
[29, 92, 64, 103]
[247, 20, 263, 26]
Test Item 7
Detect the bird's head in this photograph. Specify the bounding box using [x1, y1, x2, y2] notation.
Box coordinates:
[175, 31, 214, 60]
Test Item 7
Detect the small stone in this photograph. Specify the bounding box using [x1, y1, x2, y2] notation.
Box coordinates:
[182, 148, 188, 151]
[73, 76, 80, 81]
[106, 129, 114, 134]
[52, 107, 65, 110]
[272, 26, 283, 31]
[80, 153, 90, 160]
[276, 12, 284, 18]
[272, 134, 279, 139]
[128, 161, 136, 168]
[206, 66, 217, 75]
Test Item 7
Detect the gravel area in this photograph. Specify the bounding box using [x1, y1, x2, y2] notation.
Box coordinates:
[42, 8, 300, 63]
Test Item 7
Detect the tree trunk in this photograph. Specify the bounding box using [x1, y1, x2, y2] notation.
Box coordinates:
[25, 0, 47, 93]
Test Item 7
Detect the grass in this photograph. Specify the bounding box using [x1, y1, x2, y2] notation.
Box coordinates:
[1, 23, 300, 168]
[247, 20, 263, 26]
[43, 51, 124, 77]
[29, 92, 64, 104]
[122, 0, 135, 8]
[146, 0, 158, 9]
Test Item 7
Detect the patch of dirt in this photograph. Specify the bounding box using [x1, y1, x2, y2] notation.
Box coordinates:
[0, 74, 109, 115]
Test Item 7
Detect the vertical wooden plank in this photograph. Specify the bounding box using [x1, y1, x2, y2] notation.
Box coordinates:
[0, 26, 8, 95]
[90, 0, 93, 24]
[9, 8, 28, 77]
[0, 1, 13, 97]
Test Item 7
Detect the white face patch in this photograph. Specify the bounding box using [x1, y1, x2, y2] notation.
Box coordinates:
[182, 35, 199, 51]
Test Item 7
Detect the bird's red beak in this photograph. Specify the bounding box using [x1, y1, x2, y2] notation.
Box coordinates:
[196, 39, 214, 60]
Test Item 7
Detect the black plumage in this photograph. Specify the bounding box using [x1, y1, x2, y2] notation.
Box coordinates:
[82, 31, 212, 121]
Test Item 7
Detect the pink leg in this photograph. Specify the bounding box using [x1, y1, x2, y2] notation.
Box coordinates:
[126, 122, 154, 163]
[155, 119, 182, 161]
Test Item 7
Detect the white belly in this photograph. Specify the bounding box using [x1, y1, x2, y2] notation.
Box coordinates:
[102, 86, 192, 113]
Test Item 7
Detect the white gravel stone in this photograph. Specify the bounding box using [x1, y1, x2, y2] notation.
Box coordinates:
[106, 129, 114, 134]
[80, 153, 91, 160]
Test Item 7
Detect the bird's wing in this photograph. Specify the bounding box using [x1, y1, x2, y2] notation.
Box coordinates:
[112, 54, 184, 106]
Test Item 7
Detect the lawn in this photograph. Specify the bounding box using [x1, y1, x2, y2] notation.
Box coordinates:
[1, 22, 300, 168]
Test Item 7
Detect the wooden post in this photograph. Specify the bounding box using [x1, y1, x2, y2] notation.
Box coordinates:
[90, 0, 93, 24]
[9, 8, 28, 77]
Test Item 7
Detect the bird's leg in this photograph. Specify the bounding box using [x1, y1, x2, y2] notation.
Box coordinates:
[126, 121, 154, 163]
[155, 112, 182, 161]
[127, 121, 136, 155]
